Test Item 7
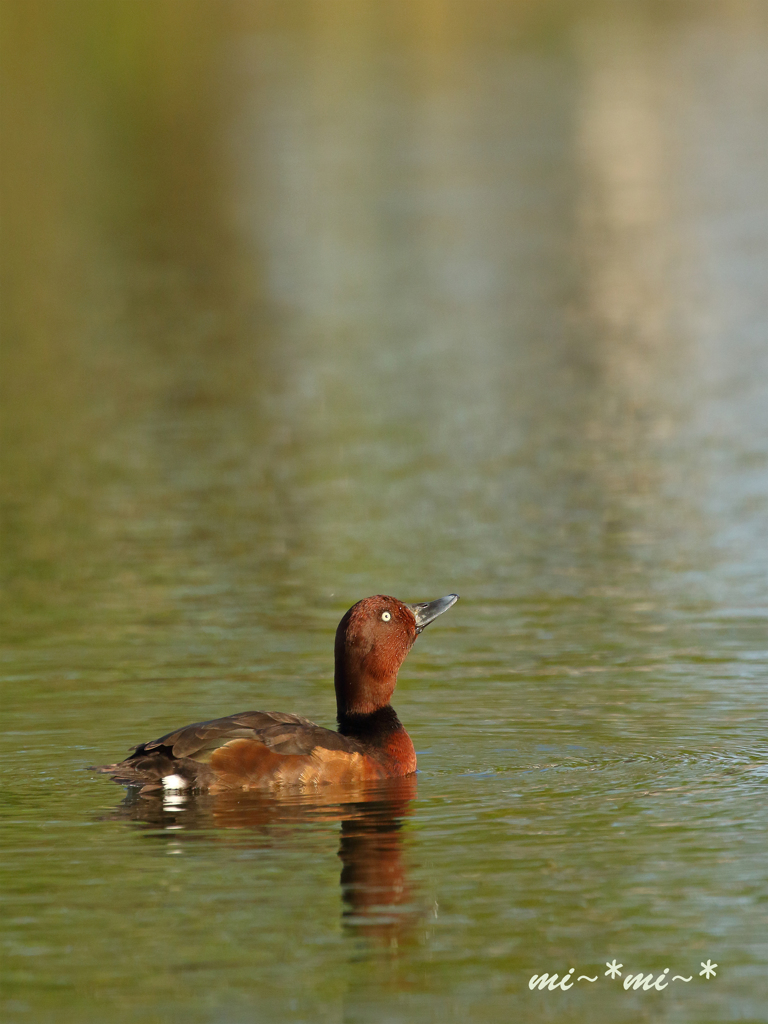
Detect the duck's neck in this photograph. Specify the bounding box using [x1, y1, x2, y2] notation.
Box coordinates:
[337, 704, 417, 775]
[337, 703, 402, 738]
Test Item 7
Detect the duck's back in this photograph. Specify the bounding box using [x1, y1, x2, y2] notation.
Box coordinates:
[97, 711, 390, 793]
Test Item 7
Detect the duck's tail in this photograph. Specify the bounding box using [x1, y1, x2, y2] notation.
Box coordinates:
[91, 745, 186, 793]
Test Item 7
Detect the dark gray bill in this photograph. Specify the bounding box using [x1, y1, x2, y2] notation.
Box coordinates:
[406, 594, 459, 634]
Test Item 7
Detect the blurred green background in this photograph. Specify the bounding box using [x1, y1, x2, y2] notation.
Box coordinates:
[2, 1, 767, 1022]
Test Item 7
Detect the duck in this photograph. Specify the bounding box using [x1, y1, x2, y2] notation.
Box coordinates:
[95, 593, 458, 794]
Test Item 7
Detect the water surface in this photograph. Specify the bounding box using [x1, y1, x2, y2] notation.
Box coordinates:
[2, 1, 767, 1021]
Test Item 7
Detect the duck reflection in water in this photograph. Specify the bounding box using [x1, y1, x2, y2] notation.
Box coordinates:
[108, 774, 420, 945]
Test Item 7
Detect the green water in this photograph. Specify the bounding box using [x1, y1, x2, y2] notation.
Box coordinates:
[2, 1, 767, 1021]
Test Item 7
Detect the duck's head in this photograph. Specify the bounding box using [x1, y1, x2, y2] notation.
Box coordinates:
[334, 594, 459, 718]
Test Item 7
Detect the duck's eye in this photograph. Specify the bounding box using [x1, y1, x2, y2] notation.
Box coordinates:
[381, 611, 391, 622]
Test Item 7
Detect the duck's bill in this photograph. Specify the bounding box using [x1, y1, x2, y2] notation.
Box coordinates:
[407, 594, 459, 633]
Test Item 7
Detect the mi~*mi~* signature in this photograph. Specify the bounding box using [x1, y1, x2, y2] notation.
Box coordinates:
[529, 960, 718, 992]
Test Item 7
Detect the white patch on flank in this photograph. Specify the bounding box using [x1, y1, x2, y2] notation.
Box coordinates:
[162, 774, 189, 791]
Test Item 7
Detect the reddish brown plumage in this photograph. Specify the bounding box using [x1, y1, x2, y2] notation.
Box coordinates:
[95, 593, 457, 793]
[205, 736, 389, 792]
[334, 596, 419, 716]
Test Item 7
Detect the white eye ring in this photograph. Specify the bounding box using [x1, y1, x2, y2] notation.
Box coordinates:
[381, 611, 391, 621]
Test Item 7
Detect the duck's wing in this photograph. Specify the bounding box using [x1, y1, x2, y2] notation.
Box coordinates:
[142, 710, 353, 758]
[96, 711, 378, 791]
